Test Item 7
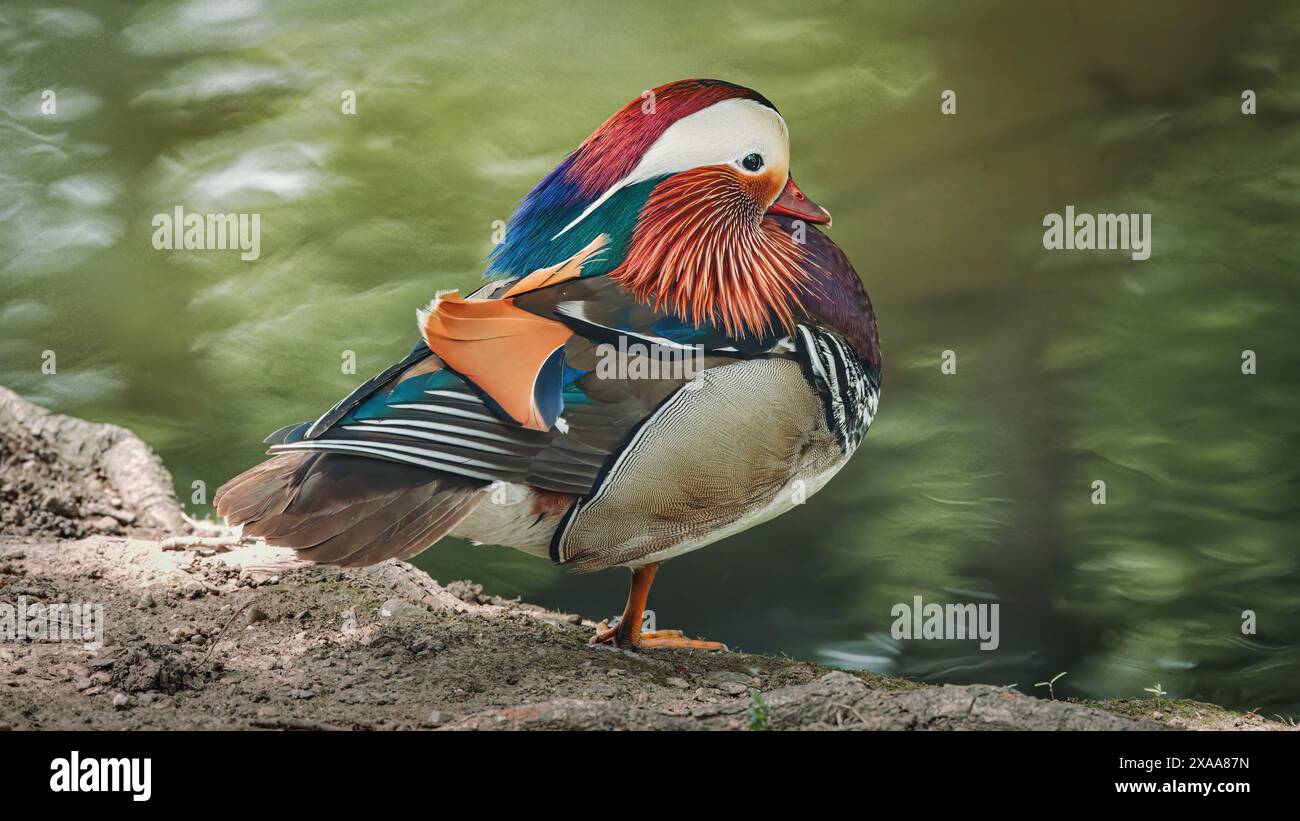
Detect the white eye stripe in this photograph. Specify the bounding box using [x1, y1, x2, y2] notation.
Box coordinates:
[634, 99, 788, 181]
[552, 98, 790, 239]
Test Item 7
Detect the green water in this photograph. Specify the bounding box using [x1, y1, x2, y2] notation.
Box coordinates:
[2, 1, 1298, 713]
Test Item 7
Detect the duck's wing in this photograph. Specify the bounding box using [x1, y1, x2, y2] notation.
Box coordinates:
[214, 338, 704, 567]
[263, 348, 696, 497]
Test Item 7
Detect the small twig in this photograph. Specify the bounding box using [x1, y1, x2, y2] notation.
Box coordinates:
[160, 536, 254, 552]
[200, 597, 261, 664]
[1035, 671, 1067, 700]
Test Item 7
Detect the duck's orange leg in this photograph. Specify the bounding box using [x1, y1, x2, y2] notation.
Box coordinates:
[590, 563, 727, 652]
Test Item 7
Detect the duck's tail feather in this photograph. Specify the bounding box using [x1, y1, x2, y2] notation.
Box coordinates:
[214, 452, 487, 567]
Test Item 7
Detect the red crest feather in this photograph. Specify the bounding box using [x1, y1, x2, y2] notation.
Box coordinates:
[567, 79, 775, 196]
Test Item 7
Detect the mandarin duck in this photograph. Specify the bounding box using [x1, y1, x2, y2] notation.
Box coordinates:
[215, 79, 881, 651]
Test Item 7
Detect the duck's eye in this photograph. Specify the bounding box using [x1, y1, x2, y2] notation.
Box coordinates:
[741, 153, 764, 172]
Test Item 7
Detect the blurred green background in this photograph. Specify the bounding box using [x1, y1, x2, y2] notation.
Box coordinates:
[2, 0, 1298, 713]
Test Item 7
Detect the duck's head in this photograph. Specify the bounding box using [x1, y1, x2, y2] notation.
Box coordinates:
[487, 79, 832, 337]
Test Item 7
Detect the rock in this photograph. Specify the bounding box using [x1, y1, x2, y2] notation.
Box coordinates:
[247, 606, 268, 624]
[425, 710, 444, 727]
[111, 693, 131, 710]
[64, 664, 90, 681]
[445, 580, 484, 604]
[378, 599, 425, 620]
[716, 682, 749, 697]
[0, 386, 187, 533]
[90, 515, 122, 534]
[136, 591, 155, 609]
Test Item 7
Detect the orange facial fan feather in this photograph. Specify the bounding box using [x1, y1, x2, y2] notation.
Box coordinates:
[418, 235, 608, 431]
[610, 166, 811, 338]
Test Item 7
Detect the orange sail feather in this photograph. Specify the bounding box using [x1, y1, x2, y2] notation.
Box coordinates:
[418, 236, 608, 431]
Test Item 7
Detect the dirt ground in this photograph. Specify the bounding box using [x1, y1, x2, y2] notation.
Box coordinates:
[0, 386, 1288, 731]
[0, 534, 1247, 731]
[5, 534, 1290, 731]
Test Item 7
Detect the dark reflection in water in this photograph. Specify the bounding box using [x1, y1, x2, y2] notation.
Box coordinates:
[2, 1, 1297, 713]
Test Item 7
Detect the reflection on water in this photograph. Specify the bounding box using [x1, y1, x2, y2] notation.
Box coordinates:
[2, 0, 1297, 713]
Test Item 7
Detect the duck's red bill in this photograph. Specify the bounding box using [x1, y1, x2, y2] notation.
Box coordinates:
[766, 175, 832, 226]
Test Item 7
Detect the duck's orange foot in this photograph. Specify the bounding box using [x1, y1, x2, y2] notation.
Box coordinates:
[641, 630, 729, 651]
[590, 622, 728, 652]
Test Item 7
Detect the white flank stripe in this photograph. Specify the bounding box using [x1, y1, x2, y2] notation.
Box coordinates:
[424, 389, 478, 401]
[353, 417, 525, 445]
[276, 438, 513, 471]
[390, 402, 503, 423]
[341, 424, 520, 455]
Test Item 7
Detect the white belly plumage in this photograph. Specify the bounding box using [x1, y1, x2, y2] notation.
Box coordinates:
[451, 482, 559, 560]
[451, 451, 852, 568]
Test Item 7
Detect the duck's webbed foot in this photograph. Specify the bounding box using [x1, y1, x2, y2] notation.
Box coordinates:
[590, 621, 727, 651]
[588, 563, 728, 652]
